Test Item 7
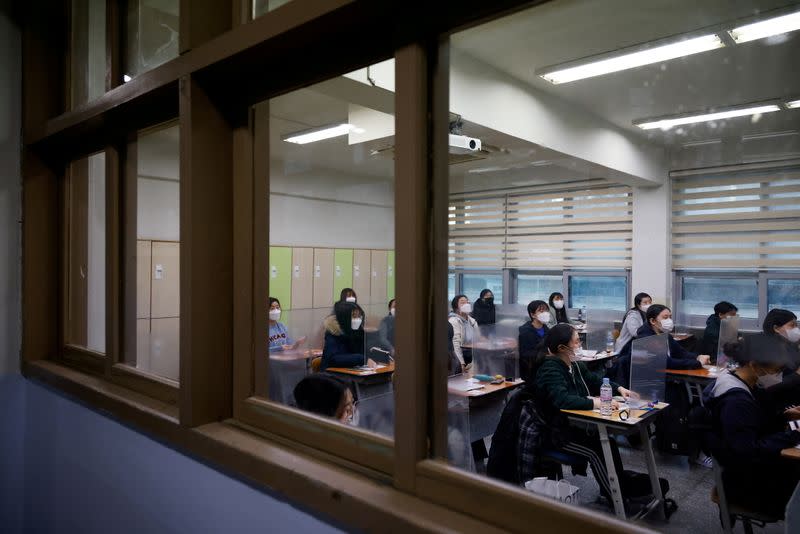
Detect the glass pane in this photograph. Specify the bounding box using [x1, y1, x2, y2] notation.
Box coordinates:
[461, 273, 503, 304]
[568, 275, 627, 311]
[66, 153, 106, 353]
[680, 277, 758, 319]
[125, 123, 180, 381]
[71, 0, 106, 107]
[252, 0, 293, 18]
[767, 279, 800, 312]
[257, 62, 395, 437]
[447, 273, 456, 303]
[517, 274, 562, 306]
[123, 0, 179, 81]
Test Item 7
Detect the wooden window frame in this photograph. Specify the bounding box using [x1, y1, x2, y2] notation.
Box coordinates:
[20, 1, 639, 532]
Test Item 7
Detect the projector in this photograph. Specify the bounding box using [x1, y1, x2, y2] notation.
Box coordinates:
[449, 134, 482, 154]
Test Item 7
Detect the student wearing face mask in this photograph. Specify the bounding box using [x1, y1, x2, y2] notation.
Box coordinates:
[268, 297, 306, 351]
[534, 324, 634, 501]
[701, 301, 738, 357]
[547, 292, 568, 328]
[702, 335, 800, 518]
[612, 304, 710, 388]
[614, 293, 651, 353]
[321, 301, 376, 371]
[471, 289, 496, 326]
[339, 288, 358, 304]
[293, 373, 356, 425]
[763, 308, 800, 372]
[449, 295, 479, 370]
[376, 299, 396, 354]
[518, 300, 552, 381]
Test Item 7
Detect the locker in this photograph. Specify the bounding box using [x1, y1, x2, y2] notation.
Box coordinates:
[151, 241, 180, 318]
[136, 318, 151, 372]
[269, 246, 293, 309]
[312, 248, 334, 309]
[352, 249, 371, 305]
[371, 250, 388, 306]
[333, 249, 354, 303]
[149, 317, 180, 381]
[137, 240, 152, 319]
[387, 250, 395, 301]
[291, 247, 314, 309]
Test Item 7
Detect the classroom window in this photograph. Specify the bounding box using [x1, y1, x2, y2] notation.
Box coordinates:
[70, 0, 106, 107]
[124, 123, 180, 382]
[516, 273, 562, 306]
[252, 0, 293, 18]
[678, 275, 758, 319]
[447, 272, 456, 302]
[461, 273, 503, 304]
[767, 278, 800, 313]
[122, 0, 179, 82]
[66, 152, 106, 353]
[567, 274, 627, 311]
[257, 62, 396, 437]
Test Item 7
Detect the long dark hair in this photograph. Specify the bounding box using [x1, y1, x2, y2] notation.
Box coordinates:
[293, 373, 351, 417]
[763, 308, 797, 336]
[333, 301, 365, 354]
[339, 287, 357, 302]
[472, 288, 496, 326]
[548, 292, 568, 324]
[530, 323, 576, 378]
[628, 292, 651, 323]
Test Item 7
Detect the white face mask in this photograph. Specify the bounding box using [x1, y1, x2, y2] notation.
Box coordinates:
[389, 308, 396, 317]
[345, 296, 357, 303]
[659, 318, 674, 333]
[269, 309, 281, 321]
[536, 311, 552, 324]
[459, 303, 472, 314]
[564, 344, 583, 362]
[640, 304, 651, 312]
[783, 327, 800, 343]
[351, 317, 363, 330]
[346, 407, 360, 427]
[553, 300, 564, 310]
[756, 370, 783, 389]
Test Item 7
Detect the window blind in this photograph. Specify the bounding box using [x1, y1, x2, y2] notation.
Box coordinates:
[449, 179, 633, 269]
[671, 164, 800, 269]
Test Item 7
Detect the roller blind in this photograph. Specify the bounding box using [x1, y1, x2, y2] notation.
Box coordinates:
[449, 179, 633, 269]
[671, 164, 800, 269]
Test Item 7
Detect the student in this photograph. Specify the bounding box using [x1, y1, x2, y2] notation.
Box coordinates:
[471, 289, 496, 326]
[534, 324, 633, 500]
[293, 373, 356, 424]
[449, 295, 479, 370]
[268, 297, 306, 351]
[763, 308, 800, 372]
[376, 299, 396, 354]
[321, 301, 376, 371]
[703, 335, 800, 518]
[614, 292, 651, 352]
[339, 288, 358, 304]
[612, 304, 710, 387]
[546, 292, 568, 328]
[701, 301, 738, 357]
[518, 300, 551, 381]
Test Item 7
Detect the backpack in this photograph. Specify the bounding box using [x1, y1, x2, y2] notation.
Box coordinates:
[655, 379, 696, 456]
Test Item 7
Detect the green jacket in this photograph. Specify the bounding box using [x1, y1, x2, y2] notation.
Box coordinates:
[534, 357, 620, 419]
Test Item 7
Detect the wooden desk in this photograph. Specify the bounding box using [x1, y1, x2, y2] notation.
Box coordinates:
[663, 367, 719, 406]
[327, 362, 395, 377]
[577, 351, 617, 363]
[328, 362, 395, 399]
[267, 350, 322, 404]
[562, 402, 668, 521]
[268, 348, 321, 362]
[447, 376, 523, 398]
[782, 446, 800, 461]
[448, 376, 524, 442]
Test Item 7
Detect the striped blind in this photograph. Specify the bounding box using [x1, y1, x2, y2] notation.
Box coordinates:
[449, 179, 633, 269]
[671, 164, 800, 269]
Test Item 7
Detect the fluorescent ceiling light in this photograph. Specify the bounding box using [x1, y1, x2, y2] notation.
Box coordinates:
[787, 99, 800, 109]
[635, 104, 780, 130]
[728, 11, 800, 44]
[123, 74, 132, 83]
[283, 123, 364, 144]
[539, 34, 724, 84]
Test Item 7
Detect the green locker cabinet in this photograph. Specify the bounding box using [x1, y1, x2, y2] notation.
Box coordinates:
[269, 246, 293, 310]
[333, 249, 354, 302]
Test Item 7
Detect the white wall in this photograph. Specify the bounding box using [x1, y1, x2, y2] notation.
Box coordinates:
[87, 153, 106, 351]
[137, 177, 179, 241]
[631, 185, 671, 306]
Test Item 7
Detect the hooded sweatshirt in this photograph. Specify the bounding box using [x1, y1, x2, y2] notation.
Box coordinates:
[449, 312, 478, 366]
[471, 298, 496, 326]
[321, 315, 365, 370]
[701, 314, 721, 357]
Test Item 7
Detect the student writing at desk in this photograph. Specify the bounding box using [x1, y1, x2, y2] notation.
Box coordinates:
[321, 301, 377, 371]
[701, 335, 800, 519]
[268, 297, 306, 351]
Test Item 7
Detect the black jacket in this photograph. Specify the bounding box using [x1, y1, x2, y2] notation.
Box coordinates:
[486, 386, 535, 484]
[610, 323, 701, 387]
[518, 322, 548, 381]
[701, 314, 721, 357]
[471, 299, 496, 326]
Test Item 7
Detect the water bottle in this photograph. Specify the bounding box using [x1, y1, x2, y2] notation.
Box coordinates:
[600, 378, 613, 417]
[605, 331, 614, 353]
[577, 307, 584, 323]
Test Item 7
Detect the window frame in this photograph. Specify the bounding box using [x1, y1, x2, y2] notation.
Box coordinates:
[453, 268, 506, 304]
[672, 271, 761, 331]
[564, 269, 631, 313]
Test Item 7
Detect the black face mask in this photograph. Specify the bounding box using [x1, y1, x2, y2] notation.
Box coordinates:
[484, 297, 494, 305]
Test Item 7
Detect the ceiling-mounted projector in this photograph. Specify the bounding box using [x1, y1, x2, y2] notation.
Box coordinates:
[449, 134, 482, 154]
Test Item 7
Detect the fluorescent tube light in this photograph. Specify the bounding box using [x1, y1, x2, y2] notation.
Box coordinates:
[539, 34, 724, 84]
[283, 123, 364, 144]
[728, 11, 800, 43]
[787, 100, 800, 109]
[635, 104, 781, 130]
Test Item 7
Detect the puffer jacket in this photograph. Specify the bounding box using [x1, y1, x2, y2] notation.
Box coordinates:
[321, 315, 365, 370]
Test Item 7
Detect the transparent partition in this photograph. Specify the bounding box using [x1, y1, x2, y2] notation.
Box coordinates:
[716, 315, 741, 368]
[447, 394, 475, 472]
[268, 353, 309, 405]
[584, 309, 618, 354]
[472, 323, 519, 379]
[355, 392, 395, 438]
[628, 334, 669, 407]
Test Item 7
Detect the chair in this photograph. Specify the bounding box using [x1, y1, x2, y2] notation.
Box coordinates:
[710, 457, 782, 534]
[310, 357, 322, 373]
[539, 448, 585, 480]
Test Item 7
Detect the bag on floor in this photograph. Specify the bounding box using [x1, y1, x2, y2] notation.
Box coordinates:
[524, 477, 580, 505]
[622, 470, 669, 498]
[655, 380, 693, 456]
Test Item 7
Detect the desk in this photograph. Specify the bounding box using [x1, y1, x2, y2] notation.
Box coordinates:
[672, 333, 694, 342]
[268, 349, 321, 404]
[463, 338, 518, 378]
[448, 376, 524, 441]
[782, 446, 800, 461]
[328, 362, 395, 399]
[562, 403, 668, 520]
[663, 367, 718, 405]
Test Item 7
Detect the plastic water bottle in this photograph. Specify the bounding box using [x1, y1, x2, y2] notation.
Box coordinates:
[577, 307, 584, 323]
[606, 331, 614, 353]
[600, 378, 613, 417]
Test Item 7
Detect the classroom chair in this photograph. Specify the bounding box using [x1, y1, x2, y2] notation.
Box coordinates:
[310, 357, 322, 373]
[710, 457, 781, 534]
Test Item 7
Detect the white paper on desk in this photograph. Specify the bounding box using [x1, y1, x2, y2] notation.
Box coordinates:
[578, 350, 598, 360]
[373, 364, 387, 369]
[450, 382, 484, 392]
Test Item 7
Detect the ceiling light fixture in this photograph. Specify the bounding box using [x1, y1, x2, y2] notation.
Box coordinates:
[786, 99, 800, 109]
[283, 123, 364, 144]
[728, 10, 800, 44]
[538, 34, 724, 84]
[634, 104, 781, 130]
